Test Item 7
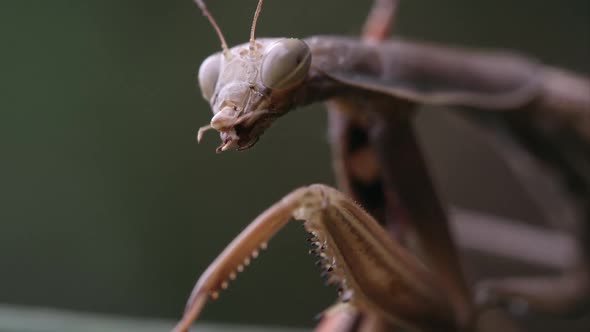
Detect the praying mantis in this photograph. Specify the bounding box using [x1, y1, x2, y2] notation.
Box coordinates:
[174, 0, 590, 331]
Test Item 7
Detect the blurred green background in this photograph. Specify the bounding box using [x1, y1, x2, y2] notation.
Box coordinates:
[0, 0, 588, 329]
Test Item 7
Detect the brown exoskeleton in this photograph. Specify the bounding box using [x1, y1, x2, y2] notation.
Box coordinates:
[174, 0, 590, 331]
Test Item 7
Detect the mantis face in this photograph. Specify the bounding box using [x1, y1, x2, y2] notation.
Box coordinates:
[197, 38, 311, 152]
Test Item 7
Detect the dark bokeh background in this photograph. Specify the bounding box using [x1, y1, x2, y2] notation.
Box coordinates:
[0, 0, 588, 328]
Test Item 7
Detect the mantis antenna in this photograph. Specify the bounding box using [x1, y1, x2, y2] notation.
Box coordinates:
[194, 0, 230, 57]
[249, 0, 264, 51]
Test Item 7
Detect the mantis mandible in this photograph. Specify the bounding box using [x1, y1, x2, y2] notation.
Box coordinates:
[174, 0, 590, 331]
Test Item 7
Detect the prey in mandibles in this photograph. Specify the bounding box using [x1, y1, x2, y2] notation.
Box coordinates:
[176, 0, 590, 331]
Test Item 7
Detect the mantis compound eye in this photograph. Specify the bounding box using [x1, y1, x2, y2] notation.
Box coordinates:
[198, 53, 221, 101]
[261, 38, 311, 91]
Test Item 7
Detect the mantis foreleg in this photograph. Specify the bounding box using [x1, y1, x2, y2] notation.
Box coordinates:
[173, 184, 461, 332]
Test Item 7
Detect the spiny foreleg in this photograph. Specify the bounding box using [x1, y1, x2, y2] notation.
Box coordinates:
[172, 184, 462, 332]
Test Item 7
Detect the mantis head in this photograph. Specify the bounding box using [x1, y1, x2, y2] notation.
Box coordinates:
[194, 0, 312, 152]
